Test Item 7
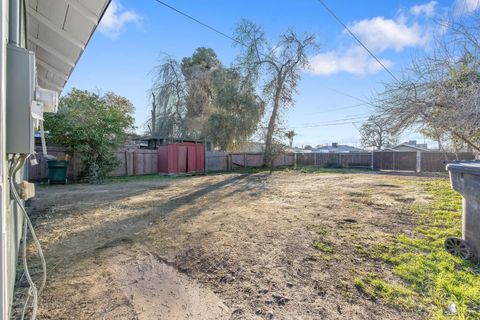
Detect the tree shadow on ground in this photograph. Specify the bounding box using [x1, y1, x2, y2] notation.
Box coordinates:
[33, 173, 269, 268]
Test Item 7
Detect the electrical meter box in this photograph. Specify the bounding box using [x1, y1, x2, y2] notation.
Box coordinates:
[6, 44, 36, 154]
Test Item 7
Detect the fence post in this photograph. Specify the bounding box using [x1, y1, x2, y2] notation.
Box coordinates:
[416, 151, 422, 173]
[314, 152, 317, 166]
[204, 144, 207, 175]
[244, 153, 247, 168]
[124, 151, 128, 176]
[371, 152, 374, 170]
[392, 151, 396, 171]
[294, 153, 297, 170]
[133, 150, 137, 175]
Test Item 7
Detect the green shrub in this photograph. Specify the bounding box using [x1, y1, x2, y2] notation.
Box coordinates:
[45, 89, 134, 183]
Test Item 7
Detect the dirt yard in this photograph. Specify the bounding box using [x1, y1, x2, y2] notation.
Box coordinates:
[19, 170, 441, 319]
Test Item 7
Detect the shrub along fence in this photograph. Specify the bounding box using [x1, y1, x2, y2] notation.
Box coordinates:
[28, 147, 158, 182]
[27, 146, 477, 182]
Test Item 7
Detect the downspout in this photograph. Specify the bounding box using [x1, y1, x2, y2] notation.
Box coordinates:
[0, 2, 8, 319]
[8, 0, 20, 47]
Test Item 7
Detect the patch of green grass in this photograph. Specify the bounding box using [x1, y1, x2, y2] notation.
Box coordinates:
[358, 180, 480, 319]
[306, 224, 329, 236]
[313, 240, 334, 253]
[322, 254, 333, 262]
[354, 274, 418, 309]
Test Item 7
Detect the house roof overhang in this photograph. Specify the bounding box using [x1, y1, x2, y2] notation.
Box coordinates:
[26, 0, 111, 93]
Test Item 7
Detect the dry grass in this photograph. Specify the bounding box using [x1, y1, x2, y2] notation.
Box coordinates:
[16, 169, 460, 319]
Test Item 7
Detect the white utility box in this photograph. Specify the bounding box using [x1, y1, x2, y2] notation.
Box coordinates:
[36, 87, 58, 113]
[6, 44, 36, 154]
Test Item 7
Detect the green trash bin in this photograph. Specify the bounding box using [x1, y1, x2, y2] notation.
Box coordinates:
[47, 160, 69, 184]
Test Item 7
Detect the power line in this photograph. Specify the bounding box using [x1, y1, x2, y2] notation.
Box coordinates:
[151, 0, 242, 46]
[305, 102, 370, 115]
[327, 87, 380, 108]
[150, 0, 376, 132]
[294, 120, 366, 129]
[292, 116, 370, 129]
[150, 0, 284, 67]
[293, 114, 369, 127]
[316, 0, 400, 83]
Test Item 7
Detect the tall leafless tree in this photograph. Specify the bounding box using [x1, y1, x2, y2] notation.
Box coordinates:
[150, 56, 187, 139]
[234, 20, 317, 166]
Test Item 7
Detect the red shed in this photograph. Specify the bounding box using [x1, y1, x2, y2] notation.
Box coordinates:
[158, 142, 205, 174]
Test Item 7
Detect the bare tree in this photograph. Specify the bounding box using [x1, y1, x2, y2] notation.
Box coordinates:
[375, 13, 480, 154]
[150, 56, 187, 139]
[360, 116, 398, 150]
[234, 20, 317, 166]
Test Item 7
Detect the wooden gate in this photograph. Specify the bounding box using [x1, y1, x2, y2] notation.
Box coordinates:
[373, 151, 417, 171]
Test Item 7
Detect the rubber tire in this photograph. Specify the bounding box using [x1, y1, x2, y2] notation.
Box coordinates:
[444, 237, 474, 261]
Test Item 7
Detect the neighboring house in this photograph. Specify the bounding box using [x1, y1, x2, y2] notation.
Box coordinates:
[384, 140, 430, 152]
[313, 142, 366, 153]
[290, 147, 312, 153]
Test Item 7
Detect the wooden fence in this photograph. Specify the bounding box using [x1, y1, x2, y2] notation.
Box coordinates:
[372, 151, 475, 172]
[294, 152, 373, 168]
[206, 152, 295, 171]
[28, 146, 81, 181]
[28, 147, 159, 182]
[420, 152, 475, 172]
[27, 146, 477, 181]
[373, 151, 417, 171]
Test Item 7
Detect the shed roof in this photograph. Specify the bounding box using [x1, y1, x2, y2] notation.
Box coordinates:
[26, 0, 111, 93]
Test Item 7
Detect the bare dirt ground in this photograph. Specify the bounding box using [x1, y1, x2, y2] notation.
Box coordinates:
[19, 170, 440, 319]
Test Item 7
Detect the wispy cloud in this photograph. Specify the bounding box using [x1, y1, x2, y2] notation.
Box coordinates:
[307, 4, 431, 76]
[308, 47, 392, 76]
[348, 16, 429, 52]
[410, 1, 438, 16]
[454, 0, 480, 15]
[98, 0, 141, 39]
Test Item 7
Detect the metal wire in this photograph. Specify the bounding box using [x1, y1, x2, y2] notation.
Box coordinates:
[9, 155, 47, 320]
